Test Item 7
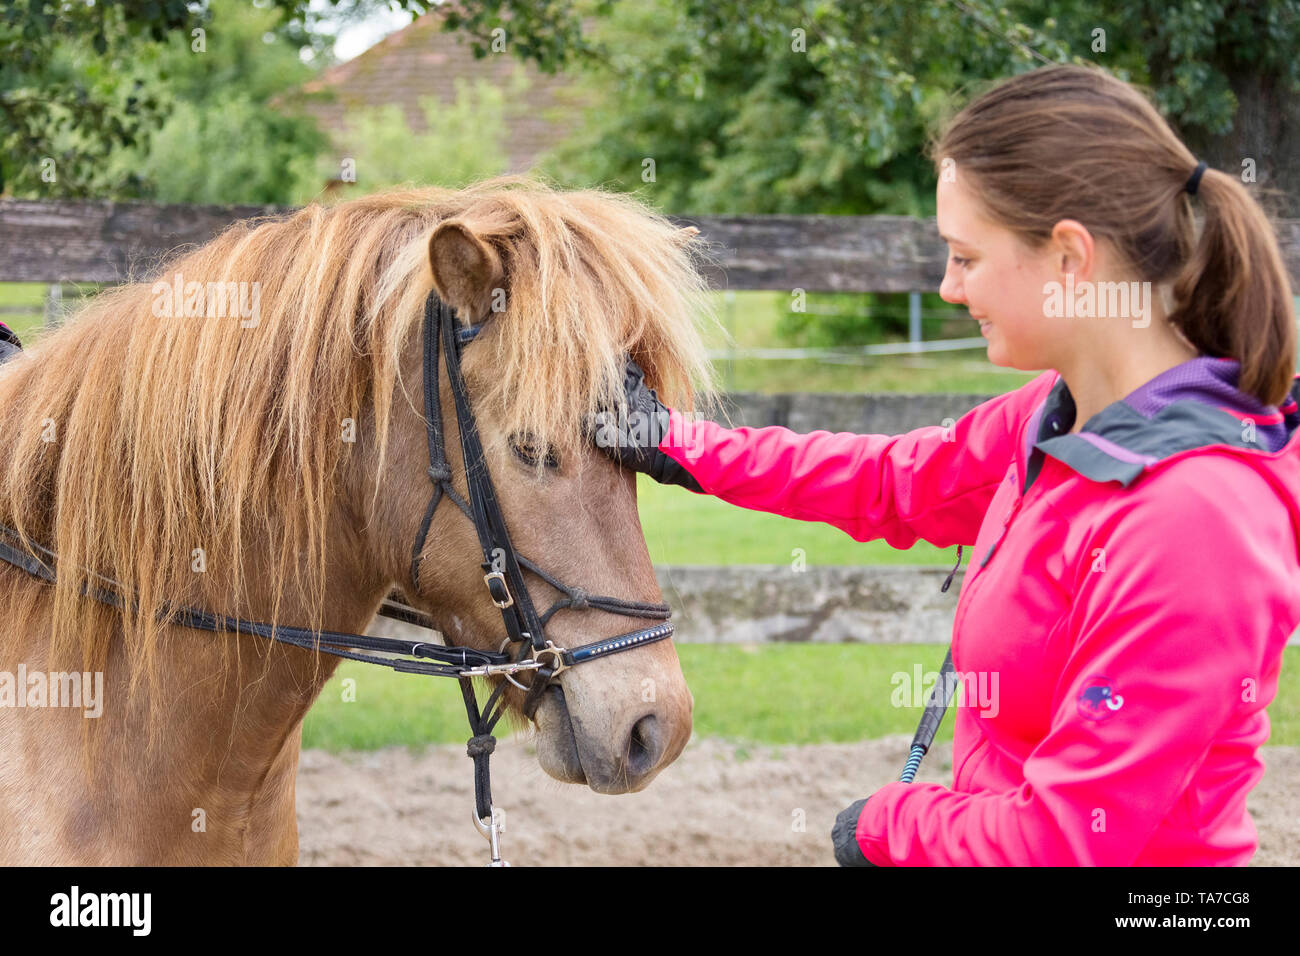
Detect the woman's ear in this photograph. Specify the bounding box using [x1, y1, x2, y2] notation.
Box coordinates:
[1049, 219, 1096, 279]
[427, 220, 506, 322]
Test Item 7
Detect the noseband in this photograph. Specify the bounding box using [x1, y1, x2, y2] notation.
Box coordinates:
[0, 289, 676, 865]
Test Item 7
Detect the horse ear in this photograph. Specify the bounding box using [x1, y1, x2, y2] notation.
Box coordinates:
[427, 220, 505, 322]
[673, 225, 700, 246]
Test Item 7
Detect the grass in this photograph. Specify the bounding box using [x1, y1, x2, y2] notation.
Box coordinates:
[0, 283, 47, 342]
[0, 282, 101, 341]
[636, 474, 954, 566]
[300, 645, 959, 751]
[300, 645, 1300, 752]
[716, 355, 1035, 395]
[705, 290, 1037, 394]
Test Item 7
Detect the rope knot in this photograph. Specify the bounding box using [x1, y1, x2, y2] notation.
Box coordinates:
[568, 587, 589, 610]
[428, 464, 452, 482]
[467, 734, 496, 758]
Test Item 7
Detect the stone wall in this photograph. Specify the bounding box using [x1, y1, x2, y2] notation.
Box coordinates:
[369, 564, 1300, 646]
[714, 391, 994, 435]
[653, 565, 964, 645]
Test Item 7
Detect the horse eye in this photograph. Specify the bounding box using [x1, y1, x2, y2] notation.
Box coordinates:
[509, 435, 560, 469]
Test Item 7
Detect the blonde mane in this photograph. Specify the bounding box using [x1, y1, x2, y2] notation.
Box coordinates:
[0, 175, 718, 700]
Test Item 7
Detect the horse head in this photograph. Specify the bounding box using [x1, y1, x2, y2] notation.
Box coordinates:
[356, 183, 716, 792]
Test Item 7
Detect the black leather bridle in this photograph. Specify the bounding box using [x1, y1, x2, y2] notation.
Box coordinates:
[410, 291, 674, 721]
[0, 289, 676, 865]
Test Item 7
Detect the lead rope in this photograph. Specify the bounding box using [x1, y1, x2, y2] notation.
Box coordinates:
[900, 546, 964, 783]
[461, 676, 512, 865]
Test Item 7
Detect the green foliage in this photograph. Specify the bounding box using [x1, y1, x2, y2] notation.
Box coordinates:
[310, 74, 519, 194]
[11, 0, 1299, 214]
[452, 0, 1300, 216]
[101, 0, 329, 204]
[531, 0, 1073, 214]
[0, 0, 428, 199]
[110, 97, 324, 205]
[0, 3, 169, 196]
[441, 0, 613, 74]
[1062, 0, 1300, 139]
[776, 292, 967, 348]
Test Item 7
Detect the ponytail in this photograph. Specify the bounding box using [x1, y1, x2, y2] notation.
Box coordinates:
[1169, 168, 1296, 405]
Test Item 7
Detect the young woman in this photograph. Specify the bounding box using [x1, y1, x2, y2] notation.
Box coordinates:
[597, 64, 1300, 865]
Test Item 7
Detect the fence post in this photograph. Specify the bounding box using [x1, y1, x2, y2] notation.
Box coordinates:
[908, 291, 922, 354]
[43, 282, 63, 330]
[723, 289, 736, 392]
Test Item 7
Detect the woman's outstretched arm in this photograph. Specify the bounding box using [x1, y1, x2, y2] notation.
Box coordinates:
[598, 360, 1057, 549]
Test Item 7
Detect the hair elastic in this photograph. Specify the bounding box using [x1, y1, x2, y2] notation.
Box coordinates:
[1184, 160, 1208, 196]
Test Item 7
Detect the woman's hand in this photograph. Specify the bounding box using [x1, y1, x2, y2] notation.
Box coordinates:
[832, 797, 877, 866]
[591, 355, 703, 492]
[0, 322, 21, 364]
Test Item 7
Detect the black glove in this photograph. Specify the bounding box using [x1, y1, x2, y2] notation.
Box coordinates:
[832, 797, 876, 867]
[592, 356, 703, 493]
[0, 322, 22, 365]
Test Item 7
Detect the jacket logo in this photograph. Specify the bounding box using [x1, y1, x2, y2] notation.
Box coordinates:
[1077, 676, 1124, 720]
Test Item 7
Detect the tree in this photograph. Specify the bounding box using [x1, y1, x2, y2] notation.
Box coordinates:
[444, 0, 1300, 214]
[101, 0, 332, 204]
[0, 0, 432, 198]
[1048, 1, 1300, 216]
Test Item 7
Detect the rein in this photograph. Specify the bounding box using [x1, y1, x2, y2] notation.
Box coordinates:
[0, 290, 676, 866]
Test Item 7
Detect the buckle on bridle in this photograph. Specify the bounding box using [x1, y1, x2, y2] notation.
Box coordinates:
[483, 570, 513, 609]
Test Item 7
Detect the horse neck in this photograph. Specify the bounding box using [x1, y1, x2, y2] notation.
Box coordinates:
[135, 496, 395, 781]
[172, 497, 395, 752]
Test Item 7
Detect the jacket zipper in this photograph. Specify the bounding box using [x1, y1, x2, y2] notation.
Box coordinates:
[979, 483, 1025, 568]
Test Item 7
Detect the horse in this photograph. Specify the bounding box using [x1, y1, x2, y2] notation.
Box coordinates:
[0, 176, 717, 864]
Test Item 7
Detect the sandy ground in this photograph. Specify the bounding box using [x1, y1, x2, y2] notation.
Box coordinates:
[296, 735, 1300, 866]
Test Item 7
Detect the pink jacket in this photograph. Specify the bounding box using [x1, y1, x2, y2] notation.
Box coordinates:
[659, 357, 1300, 865]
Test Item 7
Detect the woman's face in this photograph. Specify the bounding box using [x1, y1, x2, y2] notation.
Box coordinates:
[936, 174, 1075, 371]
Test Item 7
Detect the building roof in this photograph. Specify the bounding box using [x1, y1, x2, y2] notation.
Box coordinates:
[299, 8, 592, 175]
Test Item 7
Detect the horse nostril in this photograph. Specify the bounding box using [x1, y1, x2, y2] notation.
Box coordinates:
[626, 714, 660, 778]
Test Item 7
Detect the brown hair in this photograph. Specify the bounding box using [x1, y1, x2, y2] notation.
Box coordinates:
[932, 63, 1296, 405]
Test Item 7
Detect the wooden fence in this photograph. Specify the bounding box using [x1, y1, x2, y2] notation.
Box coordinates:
[7, 198, 1300, 290]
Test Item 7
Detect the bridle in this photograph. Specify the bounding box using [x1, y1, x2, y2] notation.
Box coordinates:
[0, 289, 676, 866]
[402, 290, 676, 861]
[409, 291, 674, 720]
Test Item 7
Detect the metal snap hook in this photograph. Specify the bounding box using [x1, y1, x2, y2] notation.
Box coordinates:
[472, 806, 509, 866]
[532, 641, 570, 676]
